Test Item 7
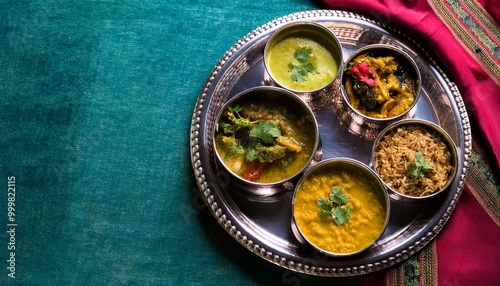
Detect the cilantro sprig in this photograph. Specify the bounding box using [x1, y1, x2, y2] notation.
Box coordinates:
[290, 48, 317, 82]
[246, 121, 282, 161]
[295, 48, 313, 62]
[249, 121, 281, 144]
[318, 186, 352, 225]
[406, 151, 434, 179]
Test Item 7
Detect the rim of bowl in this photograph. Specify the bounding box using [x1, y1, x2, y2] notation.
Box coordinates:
[371, 119, 459, 201]
[340, 44, 422, 122]
[291, 157, 390, 257]
[263, 21, 344, 93]
[212, 86, 320, 188]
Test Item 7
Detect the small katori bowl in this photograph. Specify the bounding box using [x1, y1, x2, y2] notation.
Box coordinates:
[292, 158, 390, 257]
[338, 44, 421, 138]
[264, 21, 343, 94]
[371, 119, 458, 202]
[212, 86, 319, 194]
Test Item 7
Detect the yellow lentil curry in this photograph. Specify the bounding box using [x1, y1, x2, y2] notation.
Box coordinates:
[266, 37, 339, 92]
[293, 162, 388, 254]
[344, 51, 417, 118]
[215, 93, 316, 183]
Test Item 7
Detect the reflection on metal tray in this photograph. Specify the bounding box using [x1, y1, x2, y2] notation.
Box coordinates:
[190, 10, 471, 277]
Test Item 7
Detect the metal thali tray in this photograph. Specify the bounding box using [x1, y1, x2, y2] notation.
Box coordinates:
[190, 10, 471, 277]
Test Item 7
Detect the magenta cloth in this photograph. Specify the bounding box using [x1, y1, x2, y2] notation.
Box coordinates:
[437, 186, 500, 285]
[322, 0, 500, 171]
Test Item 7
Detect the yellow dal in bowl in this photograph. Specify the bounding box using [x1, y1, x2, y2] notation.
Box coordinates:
[293, 163, 388, 255]
[266, 37, 339, 92]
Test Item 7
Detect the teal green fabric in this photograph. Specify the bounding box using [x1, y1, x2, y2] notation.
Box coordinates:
[0, 0, 370, 285]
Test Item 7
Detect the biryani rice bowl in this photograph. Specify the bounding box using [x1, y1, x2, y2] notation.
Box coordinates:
[372, 119, 458, 200]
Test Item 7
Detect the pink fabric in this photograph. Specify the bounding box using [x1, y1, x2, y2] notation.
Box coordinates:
[322, 0, 500, 171]
[477, 0, 500, 19]
[437, 187, 500, 285]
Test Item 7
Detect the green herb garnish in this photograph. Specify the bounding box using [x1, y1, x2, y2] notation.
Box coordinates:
[318, 186, 352, 225]
[290, 48, 317, 82]
[217, 104, 287, 164]
[249, 121, 281, 144]
[295, 48, 313, 63]
[406, 151, 435, 179]
[246, 121, 282, 161]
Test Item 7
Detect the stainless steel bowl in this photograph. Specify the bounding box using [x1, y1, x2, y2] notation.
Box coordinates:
[292, 158, 390, 257]
[264, 21, 343, 94]
[371, 119, 458, 202]
[338, 44, 422, 138]
[212, 86, 320, 195]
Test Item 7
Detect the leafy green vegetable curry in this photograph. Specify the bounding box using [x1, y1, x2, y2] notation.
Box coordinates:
[343, 50, 417, 118]
[215, 93, 316, 183]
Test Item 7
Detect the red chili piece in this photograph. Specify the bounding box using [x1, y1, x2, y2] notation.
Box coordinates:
[243, 161, 268, 181]
[350, 62, 376, 87]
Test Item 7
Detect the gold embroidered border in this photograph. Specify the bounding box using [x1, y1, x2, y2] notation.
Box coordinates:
[465, 138, 500, 227]
[387, 240, 438, 286]
[428, 0, 500, 86]
[463, 0, 500, 39]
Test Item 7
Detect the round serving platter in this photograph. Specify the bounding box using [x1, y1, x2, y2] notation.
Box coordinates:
[190, 10, 471, 277]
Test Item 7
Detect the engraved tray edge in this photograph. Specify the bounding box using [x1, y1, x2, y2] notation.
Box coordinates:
[189, 9, 472, 277]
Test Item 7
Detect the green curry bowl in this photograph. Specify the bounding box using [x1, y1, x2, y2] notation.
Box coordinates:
[212, 86, 320, 192]
[264, 21, 343, 93]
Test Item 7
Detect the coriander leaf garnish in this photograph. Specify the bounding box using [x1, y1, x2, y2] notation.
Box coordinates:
[218, 104, 290, 165]
[295, 48, 313, 63]
[230, 104, 243, 115]
[227, 104, 257, 130]
[299, 62, 316, 73]
[329, 186, 349, 206]
[407, 151, 435, 179]
[290, 48, 317, 82]
[317, 186, 352, 225]
[331, 207, 351, 225]
[291, 64, 308, 82]
[249, 121, 281, 144]
[317, 197, 334, 216]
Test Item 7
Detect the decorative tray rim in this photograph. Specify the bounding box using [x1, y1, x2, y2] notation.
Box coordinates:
[190, 9, 472, 277]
